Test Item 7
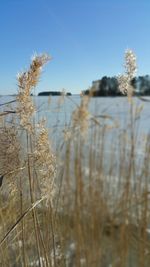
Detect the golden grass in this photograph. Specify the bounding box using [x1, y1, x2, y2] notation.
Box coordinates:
[0, 50, 150, 267]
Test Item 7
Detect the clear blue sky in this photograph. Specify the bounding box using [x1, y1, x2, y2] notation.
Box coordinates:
[0, 0, 150, 95]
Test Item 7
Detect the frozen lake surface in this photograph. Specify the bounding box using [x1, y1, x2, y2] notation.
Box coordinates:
[1, 95, 150, 130]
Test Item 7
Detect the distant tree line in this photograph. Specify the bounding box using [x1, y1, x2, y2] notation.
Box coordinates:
[83, 75, 150, 96]
[38, 91, 72, 96]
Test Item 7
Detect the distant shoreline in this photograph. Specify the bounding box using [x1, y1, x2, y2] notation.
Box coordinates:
[38, 91, 72, 96]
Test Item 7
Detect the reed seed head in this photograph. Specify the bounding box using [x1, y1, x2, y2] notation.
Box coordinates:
[17, 54, 50, 132]
[118, 49, 137, 97]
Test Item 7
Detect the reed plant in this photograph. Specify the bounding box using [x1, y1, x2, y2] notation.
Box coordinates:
[0, 50, 150, 267]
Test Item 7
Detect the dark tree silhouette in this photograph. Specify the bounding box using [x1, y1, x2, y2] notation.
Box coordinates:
[83, 75, 150, 96]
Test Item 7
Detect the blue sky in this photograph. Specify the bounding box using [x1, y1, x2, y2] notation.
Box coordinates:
[0, 0, 150, 95]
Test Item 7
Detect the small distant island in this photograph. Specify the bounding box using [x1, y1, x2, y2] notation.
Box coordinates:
[38, 91, 72, 96]
[83, 75, 150, 97]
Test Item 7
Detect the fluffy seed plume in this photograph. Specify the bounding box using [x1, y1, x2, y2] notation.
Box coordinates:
[17, 54, 50, 132]
[118, 49, 137, 97]
[72, 96, 90, 135]
[34, 122, 56, 205]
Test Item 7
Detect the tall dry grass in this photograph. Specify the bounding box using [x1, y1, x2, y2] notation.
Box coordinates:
[0, 50, 150, 267]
